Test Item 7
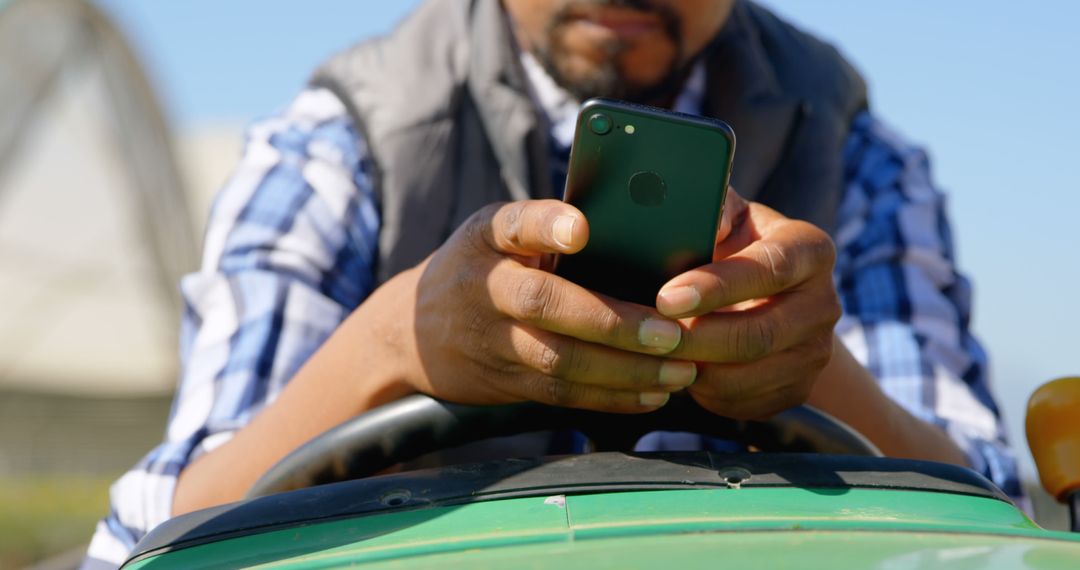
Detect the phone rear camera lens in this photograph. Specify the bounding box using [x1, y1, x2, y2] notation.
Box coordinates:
[628, 171, 666, 207]
[588, 113, 612, 135]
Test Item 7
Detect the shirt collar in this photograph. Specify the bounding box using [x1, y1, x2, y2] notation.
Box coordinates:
[519, 51, 707, 149]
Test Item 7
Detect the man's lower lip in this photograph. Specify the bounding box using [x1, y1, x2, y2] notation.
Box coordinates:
[572, 18, 661, 39]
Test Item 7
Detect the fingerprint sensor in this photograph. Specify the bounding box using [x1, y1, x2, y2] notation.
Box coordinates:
[628, 171, 666, 207]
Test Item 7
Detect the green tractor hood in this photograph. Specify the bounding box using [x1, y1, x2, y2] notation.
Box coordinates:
[123, 452, 1080, 569]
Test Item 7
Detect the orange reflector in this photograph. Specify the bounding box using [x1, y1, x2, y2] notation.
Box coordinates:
[1027, 376, 1080, 502]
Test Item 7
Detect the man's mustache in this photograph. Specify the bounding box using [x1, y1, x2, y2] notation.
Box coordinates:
[550, 0, 677, 35]
[557, 0, 657, 10]
[552, 0, 665, 24]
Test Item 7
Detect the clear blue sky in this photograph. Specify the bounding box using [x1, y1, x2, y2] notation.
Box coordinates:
[95, 0, 1080, 478]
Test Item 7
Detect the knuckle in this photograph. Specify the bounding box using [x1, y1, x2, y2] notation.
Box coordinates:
[529, 337, 590, 381]
[687, 374, 717, 401]
[603, 389, 628, 412]
[823, 293, 843, 325]
[616, 356, 657, 390]
[530, 338, 564, 376]
[451, 263, 480, 299]
[563, 341, 591, 379]
[704, 368, 745, 402]
[592, 308, 626, 345]
[512, 274, 557, 323]
[537, 342, 561, 375]
[463, 204, 502, 252]
[734, 317, 775, 361]
[760, 241, 796, 288]
[499, 202, 527, 250]
[637, 359, 666, 389]
[463, 308, 488, 335]
[757, 317, 778, 355]
[460, 220, 485, 256]
[493, 350, 525, 377]
[464, 310, 494, 351]
[799, 221, 837, 267]
[813, 230, 838, 267]
[691, 364, 734, 401]
[540, 376, 573, 406]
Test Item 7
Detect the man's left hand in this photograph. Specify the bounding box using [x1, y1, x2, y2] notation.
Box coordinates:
[656, 189, 842, 420]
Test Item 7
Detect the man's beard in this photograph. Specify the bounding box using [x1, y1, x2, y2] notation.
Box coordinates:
[535, 0, 687, 104]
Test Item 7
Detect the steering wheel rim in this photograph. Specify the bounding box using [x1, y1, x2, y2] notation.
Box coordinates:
[248, 394, 880, 498]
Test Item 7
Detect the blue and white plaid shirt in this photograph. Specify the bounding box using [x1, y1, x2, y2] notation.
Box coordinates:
[83, 59, 1020, 568]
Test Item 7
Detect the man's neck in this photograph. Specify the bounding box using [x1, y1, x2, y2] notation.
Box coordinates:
[519, 50, 708, 150]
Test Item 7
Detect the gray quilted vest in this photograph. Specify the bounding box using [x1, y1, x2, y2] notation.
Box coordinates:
[312, 0, 867, 286]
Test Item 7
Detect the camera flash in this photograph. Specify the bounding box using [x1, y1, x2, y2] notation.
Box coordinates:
[624, 124, 635, 135]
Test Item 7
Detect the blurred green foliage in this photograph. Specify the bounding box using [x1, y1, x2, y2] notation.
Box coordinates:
[0, 475, 113, 568]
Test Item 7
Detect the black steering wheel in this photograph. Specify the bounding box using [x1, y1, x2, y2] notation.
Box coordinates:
[247, 394, 880, 498]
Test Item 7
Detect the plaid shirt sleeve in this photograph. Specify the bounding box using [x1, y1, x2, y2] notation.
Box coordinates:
[835, 111, 1021, 498]
[82, 87, 379, 568]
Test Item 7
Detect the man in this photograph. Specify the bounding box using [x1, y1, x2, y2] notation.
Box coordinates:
[84, 0, 1019, 567]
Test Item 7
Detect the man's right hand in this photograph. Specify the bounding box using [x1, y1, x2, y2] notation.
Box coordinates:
[394, 199, 698, 413]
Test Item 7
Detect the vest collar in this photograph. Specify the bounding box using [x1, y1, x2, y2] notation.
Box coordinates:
[703, 1, 803, 200]
[465, 0, 554, 201]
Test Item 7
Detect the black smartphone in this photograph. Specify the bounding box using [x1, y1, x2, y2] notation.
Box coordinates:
[554, 98, 736, 306]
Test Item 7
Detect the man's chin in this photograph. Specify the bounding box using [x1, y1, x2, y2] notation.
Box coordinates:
[540, 1, 685, 104]
[541, 38, 684, 104]
[553, 64, 686, 105]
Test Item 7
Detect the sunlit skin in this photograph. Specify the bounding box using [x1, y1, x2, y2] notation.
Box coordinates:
[170, 0, 970, 517]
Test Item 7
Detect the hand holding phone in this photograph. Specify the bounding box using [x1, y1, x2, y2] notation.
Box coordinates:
[555, 98, 736, 306]
[550, 101, 842, 424]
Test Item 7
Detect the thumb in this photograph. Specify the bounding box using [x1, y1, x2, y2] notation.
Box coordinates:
[715, 186, 749, 245]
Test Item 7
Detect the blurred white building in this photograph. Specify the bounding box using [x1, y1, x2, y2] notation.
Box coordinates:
[0, 0, 239, 395]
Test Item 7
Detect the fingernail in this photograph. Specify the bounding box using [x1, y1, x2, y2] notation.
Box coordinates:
[640, 392, 670, 407]
[659, 360, 697, 387]
[657, 286, 701, 315]
[552, 215, 576, 249]
[638, 318, 682, 352]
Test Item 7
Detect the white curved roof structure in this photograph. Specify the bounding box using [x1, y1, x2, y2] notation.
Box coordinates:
[0, 0, 197, 394]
